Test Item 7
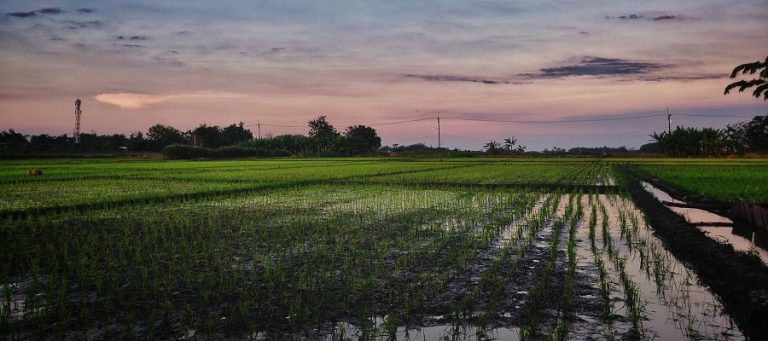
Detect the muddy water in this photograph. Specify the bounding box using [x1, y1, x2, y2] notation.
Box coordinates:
[311, 193, 744, 340]
[0, 275, 47, 321]
[326, 319, 520, 341]
[596, 194, 743, 340]
[641, 182, 768, 265]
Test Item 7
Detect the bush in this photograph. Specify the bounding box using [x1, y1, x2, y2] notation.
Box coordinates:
[163, 144, 290, 159]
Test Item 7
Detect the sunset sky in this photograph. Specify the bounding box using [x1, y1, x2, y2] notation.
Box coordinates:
[1, 0, 766, 150]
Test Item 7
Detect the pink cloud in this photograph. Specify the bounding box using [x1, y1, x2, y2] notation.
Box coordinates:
[94, 91, 248, 109]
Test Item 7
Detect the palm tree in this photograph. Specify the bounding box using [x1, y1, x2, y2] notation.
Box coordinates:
[503, 137, 517, 152]
[725, 56, 768, 100]
[484, 140, 501, 154]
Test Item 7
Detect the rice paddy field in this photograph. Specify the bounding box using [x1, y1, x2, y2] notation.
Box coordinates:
[1, 157, 766, 340]
[622, 159, 768, 203]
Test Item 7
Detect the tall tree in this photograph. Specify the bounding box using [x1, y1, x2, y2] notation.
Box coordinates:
[727, 115, 768, 152]
[340, 125, 381, 155]
[192, 124, 223, 148]
[502, 137, 517, 152]
[146, 124, 184, 150]
[725, 56, 768, 100]
[307, 116, 339, 154]
[221, 122, 253, 146]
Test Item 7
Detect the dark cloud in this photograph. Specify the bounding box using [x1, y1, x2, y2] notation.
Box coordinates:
[7, 7, 63, 18]
[403, 74, 517, 85]
[78, 8, 95, 14]
[37, 8, 62, 14]
[7, 11, 37, 18]
[653, 15, 679, 21]
[636, 73, 726, 82]
[65, 20, 102, 29]
[608, 13, 688, 22]
[527, 57, 664, 78]
[618, 14, 644, 20]
[117, 35, 148, 41]
[122, 44, 145, 48]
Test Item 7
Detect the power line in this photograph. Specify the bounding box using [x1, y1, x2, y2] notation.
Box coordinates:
[239, 110, 761, 145]
[364, 117, 434, 126]
[393, 135, 435, 144]
[674, 113, 760, 118]
[442, 111, 669, 124]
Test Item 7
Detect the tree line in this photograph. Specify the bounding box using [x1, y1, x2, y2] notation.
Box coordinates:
[647, 115, 767, 156]
[0, 122, 254, 153]
[0, 116, 383, 157]
[236, 116, 381, 156]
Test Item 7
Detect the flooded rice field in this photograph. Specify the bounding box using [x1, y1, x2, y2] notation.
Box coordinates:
[306, 194, 743, 340]
[0, 189, 751, 340]
[1, 159, 765, 340]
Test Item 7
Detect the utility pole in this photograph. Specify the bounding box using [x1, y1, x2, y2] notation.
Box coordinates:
[667, 106, 671, 134]
[257, 119, 262, 139]
[437, 115, 441, 149]
[74, 99, 82, 144]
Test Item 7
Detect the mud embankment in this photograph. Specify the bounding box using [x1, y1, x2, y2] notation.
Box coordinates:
[621, 172, 768, 339]
[641, 174, 768, 232]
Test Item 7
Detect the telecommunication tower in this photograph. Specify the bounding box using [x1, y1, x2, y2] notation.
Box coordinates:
[74, 99, 82, 144]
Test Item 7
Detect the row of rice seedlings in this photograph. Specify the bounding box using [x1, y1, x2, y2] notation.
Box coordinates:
[586, 196, 617, 335]
[518, 194, 577, 339]
[601, 195, 739, 339]
[452, 193, 560, 325]
[550, 193, 585, 340]
[325, 190, 544, 339]
[610, 197, 742, 339]
[597, 196, 648, 339]
[584, 195, 640, 339]
[576, 189, 741, 340]
[379, 192, 541, 325]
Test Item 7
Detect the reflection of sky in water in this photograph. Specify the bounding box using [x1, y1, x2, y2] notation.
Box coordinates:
[600, 194, 743, 340]
[642, 182, 768, 265]
[327, 320, 520, 341]
[699, 226, 768, 266]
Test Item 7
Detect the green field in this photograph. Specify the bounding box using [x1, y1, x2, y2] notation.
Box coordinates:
[1, 157, 764, 339]
[624, 159, 768, 202]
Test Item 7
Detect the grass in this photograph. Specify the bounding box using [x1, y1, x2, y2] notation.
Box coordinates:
[621, 158, 768, 203]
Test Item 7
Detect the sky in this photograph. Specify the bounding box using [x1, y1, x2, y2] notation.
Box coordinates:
[0, 0, 766, 150]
